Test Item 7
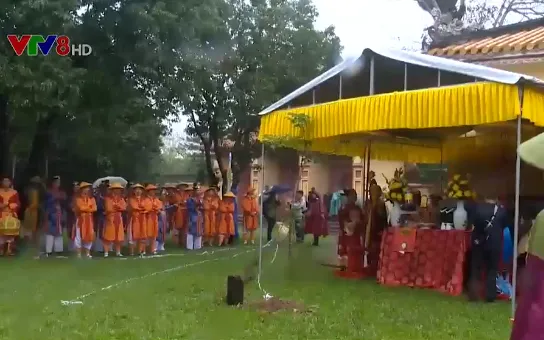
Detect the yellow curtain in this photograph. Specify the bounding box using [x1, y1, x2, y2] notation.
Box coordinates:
[259, 82, 526, 141]
[259, 81, 544, 163]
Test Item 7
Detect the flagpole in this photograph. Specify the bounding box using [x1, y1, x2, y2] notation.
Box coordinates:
[258, 144, 265, 284]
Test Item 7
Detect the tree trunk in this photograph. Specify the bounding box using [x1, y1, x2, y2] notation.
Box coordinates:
[21, 113, 57, 184]
[231, 160, 242, 190]
[202, 141, 216, 185]
[210, 120, 228, 195]
[0, 94, 10, 177]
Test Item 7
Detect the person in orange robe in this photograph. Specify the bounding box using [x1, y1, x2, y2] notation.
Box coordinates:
[173, 183, 189, 246]
[218, 191, 236, 246]
[242, 188, 259, 245]
[0, 176, 20, 256]
[203, 186, 219, 246]
[72, 182, 97, 258]
[145, 184, 163, 255]
[128, 183, 150, 256]
[102, 183, 127, 257]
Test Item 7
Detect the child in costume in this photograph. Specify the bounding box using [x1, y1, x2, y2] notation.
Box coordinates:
[203, 186, 219, 246]
[145, 184, 162, 255]
[218, 192, 236, 246]
[103, 183, 127, 257]
[242, 188, 259, 245]
[0, 176, 20, 256]
[72, 182, 97, 258]
[128, 184, 150, 256]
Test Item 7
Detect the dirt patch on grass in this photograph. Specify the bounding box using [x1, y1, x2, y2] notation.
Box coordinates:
[249, 297, 308, 313]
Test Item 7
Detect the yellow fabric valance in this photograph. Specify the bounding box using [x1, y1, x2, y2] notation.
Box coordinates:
[258, 81, 544, 163]
[270, 131, 530, 164]
[259, 82, 544, 141]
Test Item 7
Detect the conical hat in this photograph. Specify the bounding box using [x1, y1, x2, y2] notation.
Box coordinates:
[131, 183, 144, 189]
[223, 191, 236, 198]
[108, 183, 124, 190]
[145, 184, 158, 191]
[519, 132, 544, 170]
[79, 182, 92, 189]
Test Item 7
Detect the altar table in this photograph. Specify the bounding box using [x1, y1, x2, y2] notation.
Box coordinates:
[377, 228, 470, 296]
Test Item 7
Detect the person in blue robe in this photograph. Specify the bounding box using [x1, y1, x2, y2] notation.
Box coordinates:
[43, 176, 67, 257]
[185, 185, 203, 250]
[157, 201, 176, 252]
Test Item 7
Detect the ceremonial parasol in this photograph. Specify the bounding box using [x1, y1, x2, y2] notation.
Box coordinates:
[92, 176, 127, 188]
[267, 184, 292, 195]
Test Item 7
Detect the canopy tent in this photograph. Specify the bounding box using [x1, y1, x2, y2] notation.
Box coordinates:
[257, 47, 544, 163]
[255, 46, 544, 319]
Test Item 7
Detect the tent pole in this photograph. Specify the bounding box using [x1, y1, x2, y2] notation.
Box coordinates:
[369, 56, 375, 95]
[11, 155, 16, 180]
[511, 85, 524, 319]
[365, 143, 371, 201]
[403, 63, 408, 90]
[437, 70, 441, 86]
[258, 143, 265, 284]
[440, 144, 444, 193]
[339, 75, 343, 99]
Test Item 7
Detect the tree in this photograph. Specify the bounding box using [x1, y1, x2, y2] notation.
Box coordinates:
[418, 0, 544, 48]
[181, 0, 342, 194]
[1, 0, 188, 186]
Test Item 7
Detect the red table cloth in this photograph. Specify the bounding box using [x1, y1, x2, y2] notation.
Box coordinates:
[377, 228, 470, 296]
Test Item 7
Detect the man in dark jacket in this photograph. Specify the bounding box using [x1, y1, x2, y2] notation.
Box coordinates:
[263, 188, 280, 242]
[466, 195, 508, 302]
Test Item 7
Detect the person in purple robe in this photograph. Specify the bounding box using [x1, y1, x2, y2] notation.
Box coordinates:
[511, 131, 544, 340]
[304, 191, 328, 246]
[510, 212, 544, 340]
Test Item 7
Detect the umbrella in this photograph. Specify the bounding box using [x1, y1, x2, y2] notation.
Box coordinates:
[92, 176, 127, 188]
[267, 184, 292, 195]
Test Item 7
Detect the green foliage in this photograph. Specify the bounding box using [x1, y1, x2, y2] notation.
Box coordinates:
[262, 112, 314, 164]
[178, 0, 341, 189]
[0, 0, 340, 189]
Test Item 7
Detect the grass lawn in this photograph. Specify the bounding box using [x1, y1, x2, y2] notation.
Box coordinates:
[0, 236, 511, 340]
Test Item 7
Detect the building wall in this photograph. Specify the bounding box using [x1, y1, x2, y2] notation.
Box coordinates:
[488, 61, 544, 79]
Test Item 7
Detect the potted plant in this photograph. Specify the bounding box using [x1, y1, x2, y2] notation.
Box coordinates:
[383, 168, 408, 227]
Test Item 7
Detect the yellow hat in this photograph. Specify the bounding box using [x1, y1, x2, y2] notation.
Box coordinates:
[131, 183, 144, 189]
[79, 182, 92, 189]
[108, 183, 124, 190]
[224, 191, 236, 198]
[145, 184, 158, 191]
[163, 183, 175, 189]
[184, 187, 194, 191]
[519, 131, 544, 170]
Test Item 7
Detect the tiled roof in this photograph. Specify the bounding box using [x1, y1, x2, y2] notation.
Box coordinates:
[428, 19, 544, 59]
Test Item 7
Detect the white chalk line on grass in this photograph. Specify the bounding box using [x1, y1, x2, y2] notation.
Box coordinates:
[60, 244, 269, 306]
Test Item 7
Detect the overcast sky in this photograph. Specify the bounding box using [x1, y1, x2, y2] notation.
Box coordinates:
[170, 0, 490, 136]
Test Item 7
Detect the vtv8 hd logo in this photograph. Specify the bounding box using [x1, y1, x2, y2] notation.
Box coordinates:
[7, 35, 92, 56]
